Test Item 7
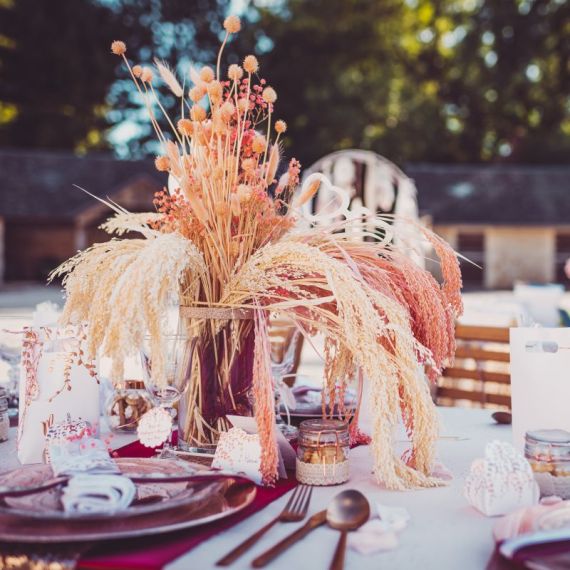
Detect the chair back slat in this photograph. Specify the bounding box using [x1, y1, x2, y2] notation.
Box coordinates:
[454, 346, 510, 363]
[437, 324, 511, 410]
[444, 367, 510, 385]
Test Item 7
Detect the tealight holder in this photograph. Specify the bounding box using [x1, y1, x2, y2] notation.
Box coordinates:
[525, 429, 570, 499]
[296, 418, 349, 485]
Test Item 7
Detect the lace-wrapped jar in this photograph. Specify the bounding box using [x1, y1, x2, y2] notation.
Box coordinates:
[296, 419, 349, 485]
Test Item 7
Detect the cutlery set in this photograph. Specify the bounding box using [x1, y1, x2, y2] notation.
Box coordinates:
[217, 485, 371, 570]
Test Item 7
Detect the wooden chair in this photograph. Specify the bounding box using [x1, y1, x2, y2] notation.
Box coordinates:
[436, 324, 511, 409]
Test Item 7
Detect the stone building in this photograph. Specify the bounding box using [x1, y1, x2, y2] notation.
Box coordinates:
[0, 150, 568, 289]
[410, 164, 570, 289]
[0, 149, 161, 282]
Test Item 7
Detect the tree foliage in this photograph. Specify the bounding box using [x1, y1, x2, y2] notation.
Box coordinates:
[0, 0, 228, 154]
[249, 0, 569, 166]
[0, 0, 567, 164]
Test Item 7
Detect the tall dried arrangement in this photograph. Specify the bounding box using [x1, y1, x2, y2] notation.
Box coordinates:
[52, 18, 463, 489]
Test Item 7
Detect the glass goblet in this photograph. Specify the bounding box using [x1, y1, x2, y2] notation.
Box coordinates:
[270, 324, 301, 441]
[140, 334, 195, 454]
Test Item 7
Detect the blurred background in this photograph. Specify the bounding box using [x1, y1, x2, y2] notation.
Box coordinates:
[0, 0, 568, 323]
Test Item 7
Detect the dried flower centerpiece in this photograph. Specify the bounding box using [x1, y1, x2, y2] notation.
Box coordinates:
[52, 17, 463, 489]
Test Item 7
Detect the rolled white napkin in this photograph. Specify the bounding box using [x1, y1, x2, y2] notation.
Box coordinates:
[61, 474, 136, 514]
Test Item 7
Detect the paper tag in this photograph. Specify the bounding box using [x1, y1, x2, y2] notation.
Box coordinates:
[212, 428, 264, 484]
[227, 415, 296, 476]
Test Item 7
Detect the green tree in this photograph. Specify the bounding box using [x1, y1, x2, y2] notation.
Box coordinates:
[0, 0, 128, 151]
[0, 0, 229, 154]
[247, 0, 569, 167]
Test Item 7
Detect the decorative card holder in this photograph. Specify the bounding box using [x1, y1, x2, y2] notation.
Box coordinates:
[464, 440, 539, 517]
[17, 324, 100, 464]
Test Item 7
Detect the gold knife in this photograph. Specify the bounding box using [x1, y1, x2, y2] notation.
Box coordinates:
[251, 510, 327, 568]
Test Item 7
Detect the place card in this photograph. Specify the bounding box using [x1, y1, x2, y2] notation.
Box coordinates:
[211, 416, 295, 483]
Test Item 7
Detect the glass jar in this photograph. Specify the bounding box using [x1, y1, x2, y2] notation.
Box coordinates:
[525, 429, 570, 498]
[0, 387, 9, 442]
[296, 418, 350, 485]
[105, 380, 154, 433]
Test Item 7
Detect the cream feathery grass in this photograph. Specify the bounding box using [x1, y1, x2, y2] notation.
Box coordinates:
[154, 59, 184, 97]
[100, 212, 164, 237]
[50, 232, 206, 385]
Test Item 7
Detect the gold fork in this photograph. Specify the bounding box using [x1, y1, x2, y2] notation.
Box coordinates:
[216, 484, 313, 566]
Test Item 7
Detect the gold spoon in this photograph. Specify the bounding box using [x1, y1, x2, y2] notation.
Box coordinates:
[326, 490, 370, 570]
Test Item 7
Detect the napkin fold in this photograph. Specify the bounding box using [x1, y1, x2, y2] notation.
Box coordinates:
[61, 473, 136, 514]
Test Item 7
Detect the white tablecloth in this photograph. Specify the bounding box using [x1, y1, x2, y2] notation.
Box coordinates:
[0, 407, 511, 569]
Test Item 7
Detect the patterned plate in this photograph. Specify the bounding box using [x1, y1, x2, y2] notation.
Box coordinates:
[0, 476, 256, 543]
[0, 458, 221, 520]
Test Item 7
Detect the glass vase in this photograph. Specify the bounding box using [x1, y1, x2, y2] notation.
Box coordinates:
[177, 306, 256, 449]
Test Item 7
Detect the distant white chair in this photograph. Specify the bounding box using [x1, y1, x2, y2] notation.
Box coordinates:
[514, 282, 565, 327]
[302, 149, 426, 266]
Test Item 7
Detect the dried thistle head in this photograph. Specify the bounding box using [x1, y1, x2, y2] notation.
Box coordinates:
[199, 66, 215, 83]
[188, 86, 206, 103]
[132, 65, 142, 78]
[154, 156, 170, 172]
[243, 55, 259, 74]
[191, 105, 207, 122]
[177, 118, 193, 136]
[207, 81, 223, 103]
[275, 120, 287, 134]
[223, 15, 241, 34]
[237, 98, 249, 114]
[262, 87, 277, 104]
[220, 101, 235, 122]
[252, 136, 266, 154]
[228, 64, 244, 81]
[140, 67, 153, 83]
[111, 40, 126, 56]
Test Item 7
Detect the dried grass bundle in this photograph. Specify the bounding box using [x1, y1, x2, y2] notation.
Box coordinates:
[54, 17, 463, 488]
[51, 232, 205, 382]
[221, 236, 452, 488]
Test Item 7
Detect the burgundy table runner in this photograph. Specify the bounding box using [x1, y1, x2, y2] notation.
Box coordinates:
[78, 437, 297, 570]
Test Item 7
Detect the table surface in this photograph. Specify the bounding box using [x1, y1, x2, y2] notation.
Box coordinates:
[0, 407, 511, 570]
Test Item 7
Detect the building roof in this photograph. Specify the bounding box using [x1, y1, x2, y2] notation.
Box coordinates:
[0, 149, 162, 220]
[408, 164, 570, 225]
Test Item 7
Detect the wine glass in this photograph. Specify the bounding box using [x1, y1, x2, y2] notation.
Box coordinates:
[140, 333, 196, 453]
[270, 321, 302, 441]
